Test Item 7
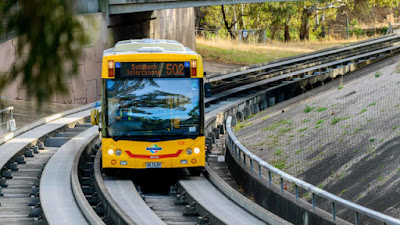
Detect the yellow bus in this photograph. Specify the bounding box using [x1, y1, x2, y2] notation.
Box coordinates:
[94, 39, 205, 175]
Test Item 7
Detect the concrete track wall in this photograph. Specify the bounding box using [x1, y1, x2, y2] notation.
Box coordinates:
[0, 13, 111, 104]
[150, 7, 196, 50]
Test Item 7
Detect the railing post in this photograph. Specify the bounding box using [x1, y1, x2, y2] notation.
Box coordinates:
[258, 164, 262, 179]
[312, 193, 316, 210]
[243, 154, 246, 167]
[332, 202, 336, 221]
[355, 212, 360, 225]
[250, 159, 253, 173]
[295, 185, 299, 200]
[238, 149, 241, 162]
[280, 178, 284, 193]
[355, 211, 360, 225]
[268, 170, 272, 186]
[234, 145, 237, 157]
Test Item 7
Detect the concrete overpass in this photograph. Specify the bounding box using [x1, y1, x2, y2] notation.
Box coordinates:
[106, 0, 303, 15]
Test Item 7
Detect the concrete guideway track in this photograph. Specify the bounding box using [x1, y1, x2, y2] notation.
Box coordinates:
[40, 126, 101, 225]
[0, 103, 98, 224]
[205, 44, 400, 105]
[178, 176, 268, 225]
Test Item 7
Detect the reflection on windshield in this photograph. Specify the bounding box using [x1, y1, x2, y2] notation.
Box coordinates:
[106, 78, 200, 139]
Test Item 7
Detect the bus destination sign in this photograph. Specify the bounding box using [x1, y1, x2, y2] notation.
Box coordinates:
[116, 62, 190, 78]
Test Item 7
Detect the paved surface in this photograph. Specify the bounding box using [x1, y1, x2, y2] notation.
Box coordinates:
[235, 55, 400, 222]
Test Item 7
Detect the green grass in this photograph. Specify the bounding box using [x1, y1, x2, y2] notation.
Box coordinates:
[298, 127, 308, 132]
[331, 117, 341, 125]
[273, 159, 286, 170]
[275, 149, 283, 156]
[354, 128, 362, 134]
[340, 189, 347, 194]
[359, 108, 367, 114]
[379, 139, 384, 143]
[317, 107, 327, 112]
[368, 102, 376, 107]
[263, 120, 292, 131]
[235, 122, 253, 131]
[304, 106, 314, 113]
[369, 138, 376, 142]
[315, 125, 322, 129]
[392, 126, 399, 130]
[197, 43, 300, 65]
[317, 120, 325, 125]
[197, 38, 347, 66]
[296, 149, 303, 154]
[302, 119, 311, 123]
[279, 127, 293, 133]
[374, 72, 382, 78]
[337, 85, 344, 90]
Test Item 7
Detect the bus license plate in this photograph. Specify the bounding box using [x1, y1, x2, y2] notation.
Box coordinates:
[146, 162, 162, 168]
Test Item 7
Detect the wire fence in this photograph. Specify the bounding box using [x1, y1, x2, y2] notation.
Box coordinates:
[196, 23, 393, 42]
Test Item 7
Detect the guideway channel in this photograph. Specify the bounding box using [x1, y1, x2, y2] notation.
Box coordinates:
[0, 104, 97, 224]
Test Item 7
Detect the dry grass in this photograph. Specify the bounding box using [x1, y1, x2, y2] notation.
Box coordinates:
[197, 36, 372, 65]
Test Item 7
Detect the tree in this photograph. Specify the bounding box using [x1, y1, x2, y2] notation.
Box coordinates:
[299, 1, 345, 40]
[0, 0, 87, 105]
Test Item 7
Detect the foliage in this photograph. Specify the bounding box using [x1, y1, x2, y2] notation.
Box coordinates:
[0, 0, 87, 105]
[198, 0, 400, 41]
[304, 105, 314, 113]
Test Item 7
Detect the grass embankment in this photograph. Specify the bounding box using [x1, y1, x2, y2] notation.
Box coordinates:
[196, 37, 367, 65]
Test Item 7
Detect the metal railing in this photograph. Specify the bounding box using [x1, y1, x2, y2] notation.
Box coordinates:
[225, 116, 400, 225]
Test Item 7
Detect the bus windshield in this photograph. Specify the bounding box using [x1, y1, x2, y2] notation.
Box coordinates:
[106, 78, 201, 140]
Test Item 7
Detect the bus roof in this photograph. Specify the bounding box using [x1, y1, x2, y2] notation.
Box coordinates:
[104, 39, 197, 56]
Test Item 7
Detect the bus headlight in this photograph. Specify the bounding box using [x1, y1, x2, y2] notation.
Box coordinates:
[186, 148, 193, 155]
[115, 149, 122, 156]
[108, 149, 114, 155]
[194, 147, 200, 154]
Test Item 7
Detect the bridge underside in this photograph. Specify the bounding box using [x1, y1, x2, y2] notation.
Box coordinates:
[108, 0, 301, 14]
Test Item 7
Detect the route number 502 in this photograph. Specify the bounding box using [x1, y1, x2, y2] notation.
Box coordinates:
[166, 63, 184, 75]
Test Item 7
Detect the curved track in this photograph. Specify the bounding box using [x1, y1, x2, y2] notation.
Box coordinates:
[1, 35, 400, 224]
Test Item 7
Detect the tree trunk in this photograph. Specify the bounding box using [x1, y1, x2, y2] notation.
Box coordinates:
[270, 23, 278, 40]
[284, 24, 291, 42]
[221, 5, 234, 39]
[300, 9, 311, 40]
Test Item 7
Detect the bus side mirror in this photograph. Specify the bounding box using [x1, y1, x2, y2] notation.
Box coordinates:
[91, 108, 100, 125]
